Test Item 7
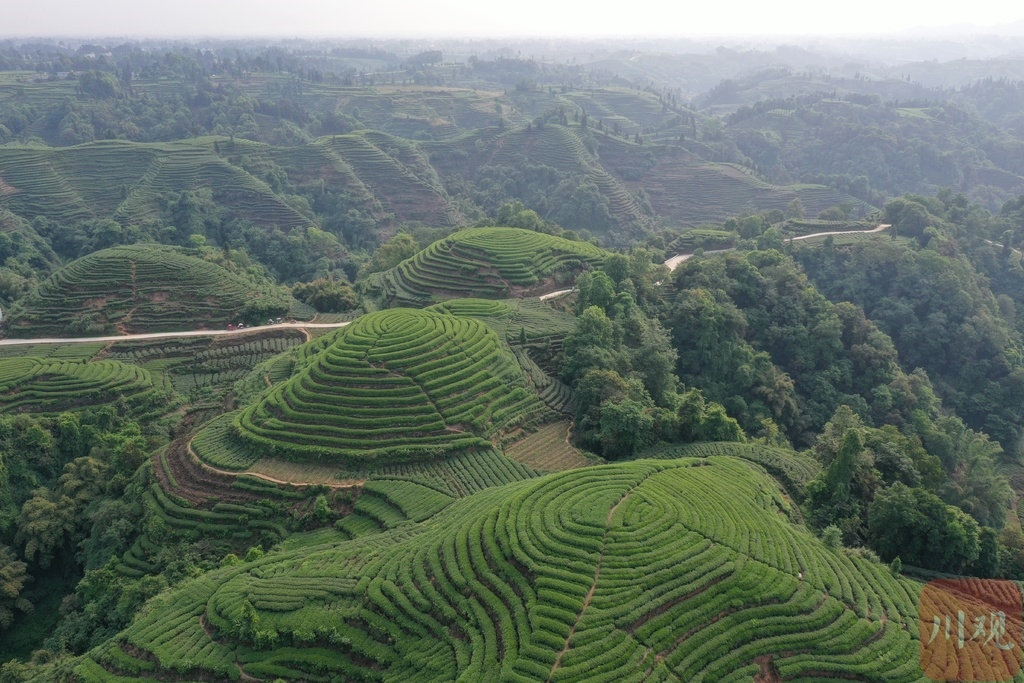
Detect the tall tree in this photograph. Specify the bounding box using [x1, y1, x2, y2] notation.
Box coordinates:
[0, 544, 32, 630]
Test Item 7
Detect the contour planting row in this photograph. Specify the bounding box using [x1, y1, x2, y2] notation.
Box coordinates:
[367, 227, 607, 304]
[0, 147, 94, 223]
[0, 356, 173, 417]
[504, 422, 591, 472]
[168, 336, 305, 397]
[7, 244, 292, 336]
[512, 345, 575, 414]
[322, 133, 459, 226]
[193, 410, 539, 499]
[233, 308, 551, 463]
[636, 441, 821, 502]
[428, 297, 577, 344]
[115, 144, 309, 230]
[335, 479, 456, 540]
[82, 457, 926, 682]
[0, 141, 310, 230]
[362, 448, 541, 498]
[51, 141, 161, 215]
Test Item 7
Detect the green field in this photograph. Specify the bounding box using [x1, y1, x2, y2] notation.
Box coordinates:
[75, 456, 926, 682]
[363, 227, 608, 306]
[231, 308, 554, 463]
[5, 244, 295, 336]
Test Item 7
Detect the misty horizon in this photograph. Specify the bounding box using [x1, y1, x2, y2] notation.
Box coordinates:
[5, 0, 1024, 40]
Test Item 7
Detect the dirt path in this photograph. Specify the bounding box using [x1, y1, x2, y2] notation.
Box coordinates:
[0, 321, 350, 346]
[984, 238, 1022, 255]
[663, 248, 733, 272]
[546, 481, 644, 681]
[187, 440, 364, 489]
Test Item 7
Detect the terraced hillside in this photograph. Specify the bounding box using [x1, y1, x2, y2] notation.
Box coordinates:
[0, 140, 311, 229]
[233, 308, 553, 463]
[334, 88, 510, 140]
[5, 244, 294, 336]
[483, 126, 653, 230]
[106, 328, 309, 406]
[0, 356, 175, 418]
[318, 131, 462, 227]
[76, 456, 927, 682]
[364, 227, 607, 306]
[622, 157, 863, 226]
[0, 129, 875, 240]
[427, 298, 577, 344]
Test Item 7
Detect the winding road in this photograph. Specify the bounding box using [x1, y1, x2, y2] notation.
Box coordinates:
[0, 225, 890, 345]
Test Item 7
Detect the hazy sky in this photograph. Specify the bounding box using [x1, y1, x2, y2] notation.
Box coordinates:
[4, 0, 1024, 38]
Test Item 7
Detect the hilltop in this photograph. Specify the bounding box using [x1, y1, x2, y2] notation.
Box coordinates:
[229, 308, 553, 463]
[3, 244, 296, 337]
[362, 227, 607, 306]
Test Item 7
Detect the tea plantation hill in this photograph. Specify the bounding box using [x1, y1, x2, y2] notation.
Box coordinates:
[426, 298, 576, 345]
[362, 227, 609, 307]
[0, 355, 175, 419]
[0, 140, 311, 230]
[425, 125, 870, 231]
[0, 128, 869, 243]
[425, 298, 578, 415]
[0, 133, 463, 231]
[4, 244, 296, 337]
[73, 456, 929, 682]
[227, 307, 554, 464]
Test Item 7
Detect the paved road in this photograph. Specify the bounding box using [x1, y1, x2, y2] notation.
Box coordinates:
[790, 223, 890, 242]
[663, 224, 890, 273]
[539, 288, 574, 301]
[664, 248, 734, 272]
[0, 321, 351, 347]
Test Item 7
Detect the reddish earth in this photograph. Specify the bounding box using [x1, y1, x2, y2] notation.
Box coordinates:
[753, 654, 782, 683]
[155, 436, 301, 507]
